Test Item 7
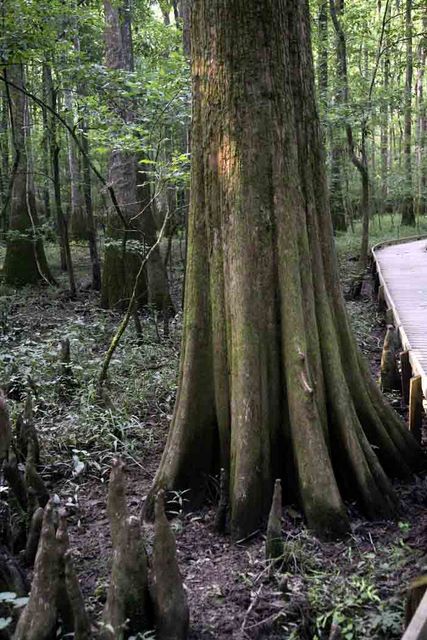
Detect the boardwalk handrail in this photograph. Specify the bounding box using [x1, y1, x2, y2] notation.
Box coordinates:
[371, 234, 427, 401]
[371, 235, 427, 640]
[402, 589, 427, 640]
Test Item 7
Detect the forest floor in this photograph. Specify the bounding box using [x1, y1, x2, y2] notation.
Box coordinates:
[1, 215, 427, 639]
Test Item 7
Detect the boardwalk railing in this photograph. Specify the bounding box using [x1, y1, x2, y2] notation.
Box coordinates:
[371, 235, 427, 640]
[372, 235, 427, 439]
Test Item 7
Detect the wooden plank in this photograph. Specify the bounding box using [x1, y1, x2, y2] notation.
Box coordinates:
[402, 588, 427, 640]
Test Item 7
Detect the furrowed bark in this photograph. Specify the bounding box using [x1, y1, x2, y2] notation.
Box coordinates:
[144, 0, 425, 541]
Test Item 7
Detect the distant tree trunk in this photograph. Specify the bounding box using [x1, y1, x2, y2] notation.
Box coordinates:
[330, 0, 369, 293]
[40, 66, 51, 222]
[0, 90, 10, 237]
[380, 13, 390, 214]
[179, 0, 191, 58]
[44, 65, 76, 296]
[329, 0, 347, 232]
[81, 123, 102, 291]
[3, 64, 53, 287]
[418, 12, 427, 216]
[145, 0, 425, 541]
[401, 0, 415, 225]
[101, 0, 172, 311]
[64, 90, 87, 241]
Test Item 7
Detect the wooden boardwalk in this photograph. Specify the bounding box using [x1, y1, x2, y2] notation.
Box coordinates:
[372, 236, 427, 404]
[372, 236, 427, 640]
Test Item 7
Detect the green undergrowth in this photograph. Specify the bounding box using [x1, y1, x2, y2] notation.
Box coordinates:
[249, 516, 425, 639]
[0, 243, 180, 475]
[335, 213, 427, 262]
[0, 222, 425, 639]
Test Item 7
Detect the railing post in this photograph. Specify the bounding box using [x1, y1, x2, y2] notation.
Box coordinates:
[409, 375, 423, 444]
[401, 351, 412, 406]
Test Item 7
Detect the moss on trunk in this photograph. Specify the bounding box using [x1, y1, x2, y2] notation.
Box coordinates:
[144, 0, 425, 541]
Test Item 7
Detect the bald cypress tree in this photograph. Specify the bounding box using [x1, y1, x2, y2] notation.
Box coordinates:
[3, 64, 53, 287]
[101, 0, 172, 310]
[145, 0, 425, 540]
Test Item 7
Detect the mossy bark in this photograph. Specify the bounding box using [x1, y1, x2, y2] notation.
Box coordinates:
[144, 0, 425, 541]
[3, 64, 53, 287]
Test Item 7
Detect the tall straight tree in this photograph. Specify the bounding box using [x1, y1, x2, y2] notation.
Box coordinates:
[401, 0, 415, 225]
[3, 64, 53, 286]
[101, 0, 172, 310]
[145, 0, 425, 540]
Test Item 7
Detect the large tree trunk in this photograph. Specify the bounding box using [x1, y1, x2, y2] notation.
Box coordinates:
[401, 0, 415, 225]
[101, 0, 172, 311]
[3, 64, 53, 287]
[144, 0, 425, 541]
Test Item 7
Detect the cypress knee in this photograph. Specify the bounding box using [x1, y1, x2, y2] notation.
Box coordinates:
[151, 490, 189, 640]
[101, 516, 151, 639]
[14, 501, 61, 640]
[266, 479, 283, 561]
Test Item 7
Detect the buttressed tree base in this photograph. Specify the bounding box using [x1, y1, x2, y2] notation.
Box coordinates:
[145, 0, 425, 540]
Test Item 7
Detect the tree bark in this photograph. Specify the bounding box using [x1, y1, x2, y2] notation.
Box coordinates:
[3, 64, 53, 287]
[144, 0, 425, 541]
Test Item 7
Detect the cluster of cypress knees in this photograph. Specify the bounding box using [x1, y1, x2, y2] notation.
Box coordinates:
[0, 336, 288, 640]
[0, 391, 189, 639]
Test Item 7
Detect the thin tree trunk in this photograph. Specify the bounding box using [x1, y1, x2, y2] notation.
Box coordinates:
[401, 0, 415, 225]
[81, 123, 102, 291]
[330, 0, 370, 293]
[418, 12, 427, 215]
[45, 65, 76, 296]
[64, 90, 87, 241]
[0, 89, 9, 234]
